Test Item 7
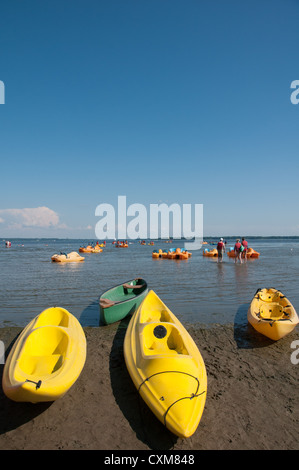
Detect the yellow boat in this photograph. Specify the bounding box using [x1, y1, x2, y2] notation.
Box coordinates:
[79, 245, 102, 253]
[90, 247, 102, 253]
[124, 290, 207, 438]
[202, 248, 218, 257]
[152, 249, 168, 259]
[2, 307, 86, 403]
[51, 252, 85, 262]
[248, 288, 299, 341]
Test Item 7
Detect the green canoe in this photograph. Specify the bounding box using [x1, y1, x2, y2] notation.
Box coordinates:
[99, 278, 148, 325]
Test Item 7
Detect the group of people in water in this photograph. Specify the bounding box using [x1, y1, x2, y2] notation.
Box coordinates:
[216, 237, 248, 264]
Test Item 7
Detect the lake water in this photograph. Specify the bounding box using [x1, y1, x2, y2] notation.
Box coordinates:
[0, 238, 298, 328]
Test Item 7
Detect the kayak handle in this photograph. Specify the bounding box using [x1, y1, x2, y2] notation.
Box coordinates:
[25, 379, 42, 390]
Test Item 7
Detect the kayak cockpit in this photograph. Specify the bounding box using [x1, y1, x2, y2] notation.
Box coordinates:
[140, 322, 189, 357]
[17, 327, 69, 378]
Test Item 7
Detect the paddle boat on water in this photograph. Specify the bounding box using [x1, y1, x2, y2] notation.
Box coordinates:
[227, 247, 260, 259]
[167, 248, 191, 260]
[152, 248, 191, 259]
[79, 244, 103, 253]
[116, 241, 129, 248]
[152, 249, 169, 259]
[178, 249, 192, 260]
[202, 248, 218, 257]
[51, 252, 85, 263]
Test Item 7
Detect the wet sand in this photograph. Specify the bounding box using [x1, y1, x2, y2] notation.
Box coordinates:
[0, 321, 298, 450]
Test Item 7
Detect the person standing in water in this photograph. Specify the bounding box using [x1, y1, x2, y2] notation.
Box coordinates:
[234, 239, 242, 264]
[241, 237, 248, 262]
[217, 237, 226, 263]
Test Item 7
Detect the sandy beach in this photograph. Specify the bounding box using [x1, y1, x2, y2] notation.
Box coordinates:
[0, 320, 298, 451]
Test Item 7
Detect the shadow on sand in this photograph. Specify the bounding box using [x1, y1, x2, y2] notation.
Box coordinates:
[109, 317, 177, 450]
[0, 333, 52, 436]
[233, 303, 275, 349]
[79, 299, 101, 326]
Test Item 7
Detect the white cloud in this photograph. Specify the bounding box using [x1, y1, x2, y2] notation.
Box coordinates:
[0, 207, 60, 229]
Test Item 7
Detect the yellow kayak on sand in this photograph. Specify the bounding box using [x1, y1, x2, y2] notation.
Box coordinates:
[248, 288, 299, 341]
[124, 290, 207, 438]
[2, 307, 86, 403]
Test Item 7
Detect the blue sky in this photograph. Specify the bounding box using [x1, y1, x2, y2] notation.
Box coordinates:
[0, 0, 298, 238]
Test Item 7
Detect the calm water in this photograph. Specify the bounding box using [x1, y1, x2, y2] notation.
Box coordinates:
[0, 238, 298, 327]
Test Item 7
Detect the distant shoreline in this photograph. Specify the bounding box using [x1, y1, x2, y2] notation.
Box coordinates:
[2, 236, 299, 241]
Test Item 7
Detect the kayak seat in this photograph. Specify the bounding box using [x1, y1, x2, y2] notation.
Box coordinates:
[140, 308, 172, 324]
[19, 354, 65, 376]
[141, 323, 188, 357]
[16, 327, 69, 378]
[258, 290, 280, 303]
[259, 303, 284, 320]
[35, 308, 69, 328]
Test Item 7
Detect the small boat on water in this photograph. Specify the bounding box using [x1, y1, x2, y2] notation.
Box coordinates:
[51, 252, 85, 263]
[79, 245, 102, 253]
[202, 248, 218, 257]
[124, 290, 207, 438]
[115, 241, 129, 248]
[99, 278, 148, 325]
[167, 248, 191, 260]
[248, 288, 299, 340]
[152, 249, 168, 259]
[2, 307, 86, 402]
[152, 248, 191, 260]
[227, 247, 260, 259]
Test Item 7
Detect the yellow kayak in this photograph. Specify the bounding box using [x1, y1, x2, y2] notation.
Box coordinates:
[124, 290, 207, 438]
[248, 288, 299, 341]
[2, 307, 86, 403]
